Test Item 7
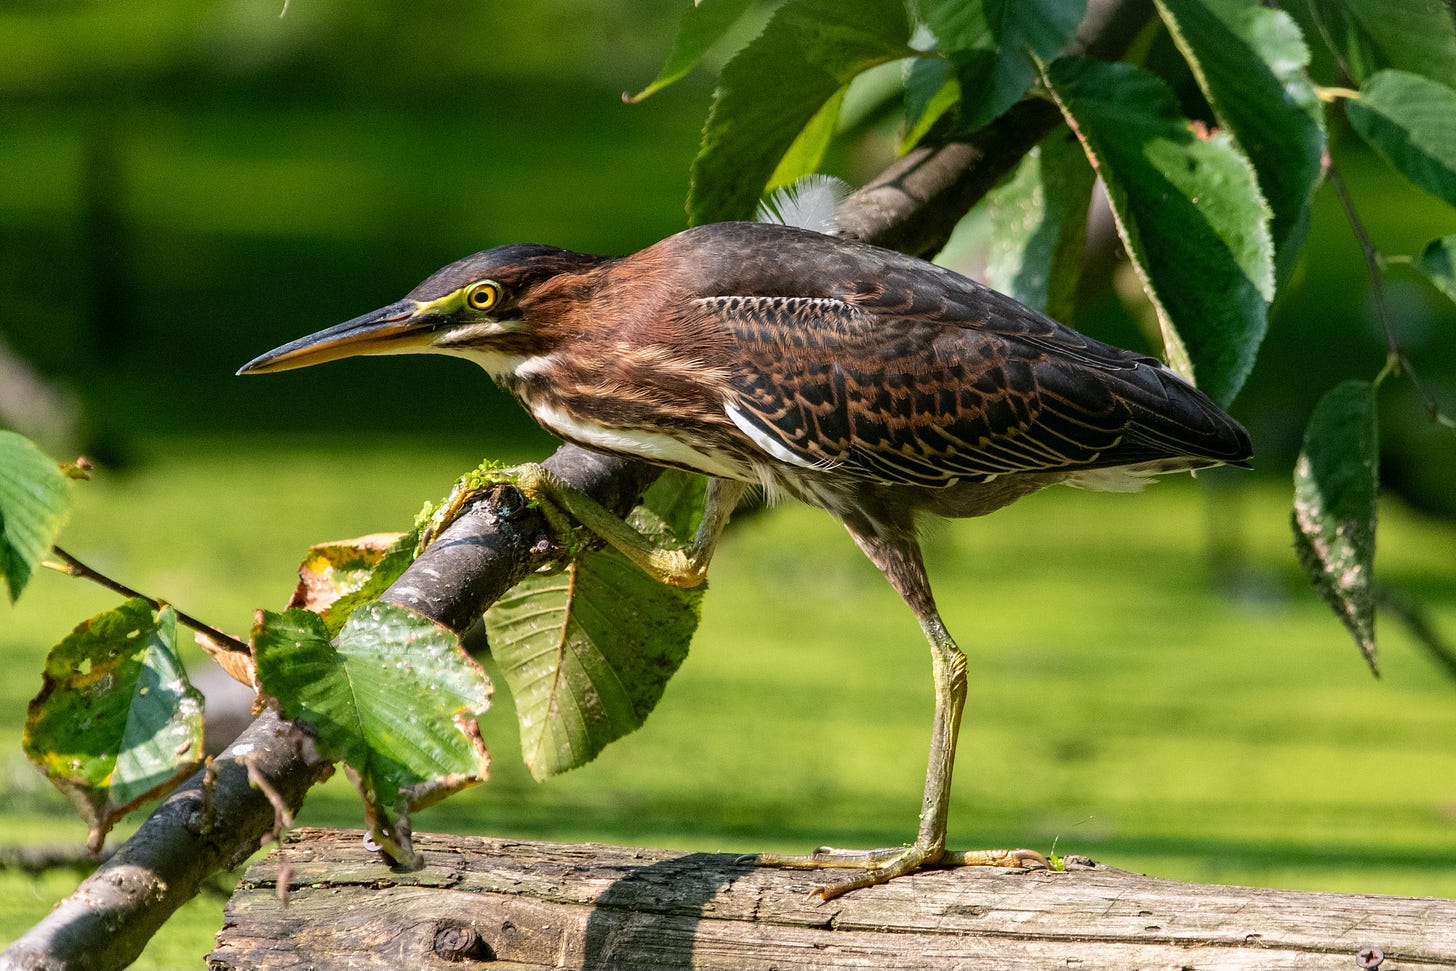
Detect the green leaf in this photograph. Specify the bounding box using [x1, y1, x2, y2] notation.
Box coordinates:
[1415, 235, 1456, 304]
[985, 130, 1094, 322]
[1306, 0, 1456, 88]
[1043, 55, 1274, 406]
[768, 86, 846, 191]
[1155, 0, 1324, 279]
[253, 602, 490, 815]
[24, 599, 204, 852]
[629, 0, 761, 102]
[1292, 380, 1380, 675]
[921, 0, 1086, 134]
[486, 471, 707, 780]
[901, 55, 958, 150]
[0, 431, 71, 603]
[688, 0, 912, 224]
[1346, 70, 1456, 209]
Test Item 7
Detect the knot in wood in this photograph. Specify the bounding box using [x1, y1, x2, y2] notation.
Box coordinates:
[432, 922, 492, 962]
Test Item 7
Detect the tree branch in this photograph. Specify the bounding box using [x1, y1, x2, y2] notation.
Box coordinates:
[0, 4, 1156, 966]
[838, 0, 1151, 255]
[0, 448, 658, 971]
[0, 709, 326, 971]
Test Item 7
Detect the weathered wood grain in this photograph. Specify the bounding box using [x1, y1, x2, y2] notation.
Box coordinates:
[211, 828, 1455, 970]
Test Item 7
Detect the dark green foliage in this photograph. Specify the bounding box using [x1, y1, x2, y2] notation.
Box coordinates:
[1292, 381, 1380, 674]
[920, 0, 1086, 134]
[687, 0, 912, 224]
[1043, 54, 1273, 406]
[1347, 71, 1456, 210]
[1155, 0, 1324, 278]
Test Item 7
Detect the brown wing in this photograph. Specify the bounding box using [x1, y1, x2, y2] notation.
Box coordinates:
[699, 284, 1250, 488]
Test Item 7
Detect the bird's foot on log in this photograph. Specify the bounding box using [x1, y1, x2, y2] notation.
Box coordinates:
[754, 844, 1048, 900]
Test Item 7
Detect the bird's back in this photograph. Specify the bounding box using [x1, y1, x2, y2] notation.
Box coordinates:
[647, 222, 1250, 494]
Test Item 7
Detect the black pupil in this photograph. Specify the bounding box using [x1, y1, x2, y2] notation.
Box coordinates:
[473, 288, 493, 308]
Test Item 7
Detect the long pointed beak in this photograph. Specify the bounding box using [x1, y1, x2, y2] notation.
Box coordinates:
[236, 299, 439, 375]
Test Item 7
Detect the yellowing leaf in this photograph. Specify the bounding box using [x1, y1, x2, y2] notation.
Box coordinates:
[25, 599, 203, 852]
[287, 531, 414, 635]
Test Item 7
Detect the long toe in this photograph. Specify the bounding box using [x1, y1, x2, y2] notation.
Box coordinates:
[756, 843, 1048, 899]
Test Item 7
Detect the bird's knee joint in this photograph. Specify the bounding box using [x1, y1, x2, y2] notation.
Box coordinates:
[661, 555, 708, 588]
[510, 463, 554, 496]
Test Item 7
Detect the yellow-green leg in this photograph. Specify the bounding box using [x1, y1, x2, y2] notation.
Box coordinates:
[750, 509, 1046, 899]
[758, 615, 1046, 899]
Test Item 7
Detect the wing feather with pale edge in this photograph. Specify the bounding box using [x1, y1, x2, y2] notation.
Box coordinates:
[700, 289, 1250, 488]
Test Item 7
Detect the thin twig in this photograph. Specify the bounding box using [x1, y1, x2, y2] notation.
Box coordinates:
[244, 752, 296, 838]
[47, 545, 251, 656]
[1326, 160, 1451, 426]
[1326, 162, 1401, 362]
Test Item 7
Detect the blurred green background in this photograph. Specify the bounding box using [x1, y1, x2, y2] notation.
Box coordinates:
[2, 2, 1455, 967]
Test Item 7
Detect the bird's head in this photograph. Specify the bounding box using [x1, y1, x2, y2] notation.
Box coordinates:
[237, 243, 606, 379]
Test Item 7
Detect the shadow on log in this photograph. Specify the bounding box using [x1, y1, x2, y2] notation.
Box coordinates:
[211, 828, 1456, 970]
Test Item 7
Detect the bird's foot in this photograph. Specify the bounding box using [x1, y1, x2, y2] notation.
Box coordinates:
[416, 476, 488, 552]
[415, 461, 578, 565]
[754, 843, 1048, 900]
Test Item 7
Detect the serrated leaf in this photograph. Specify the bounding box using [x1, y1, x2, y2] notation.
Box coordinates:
[902, 56, 959, 150]
[486, 471, 707, 780]
[1043, 55, 1273, 406]
[286, 532, 416, 636]
[922, 0, 1086, 134]
[630, 0, 761, 102]
[1347, 70, 1456, 209]
[986, 130, 1094, 322]
[768, 86, 846, 191]
[688, 0, 912, 224]
[252, 602, 490, 815]
[1292, 380, 1380, 674]
[1306, 0, 1456, 88]
[1155, 0, 1324, 279]
[0, 430, 72, 603]
[24, 599, 203, 852]
[1415, 235, 1456, 304]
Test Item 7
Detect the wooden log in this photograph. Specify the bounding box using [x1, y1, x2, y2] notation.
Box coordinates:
[211, 828, 1455, 970]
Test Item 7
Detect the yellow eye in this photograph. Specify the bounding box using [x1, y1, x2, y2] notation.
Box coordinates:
[464, 280, 501, 312]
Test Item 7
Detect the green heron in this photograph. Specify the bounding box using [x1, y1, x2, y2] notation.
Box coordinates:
[240, 220, 1251, 897]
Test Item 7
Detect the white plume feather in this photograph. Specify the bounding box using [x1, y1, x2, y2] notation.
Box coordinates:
[755, 175, 853, 234]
